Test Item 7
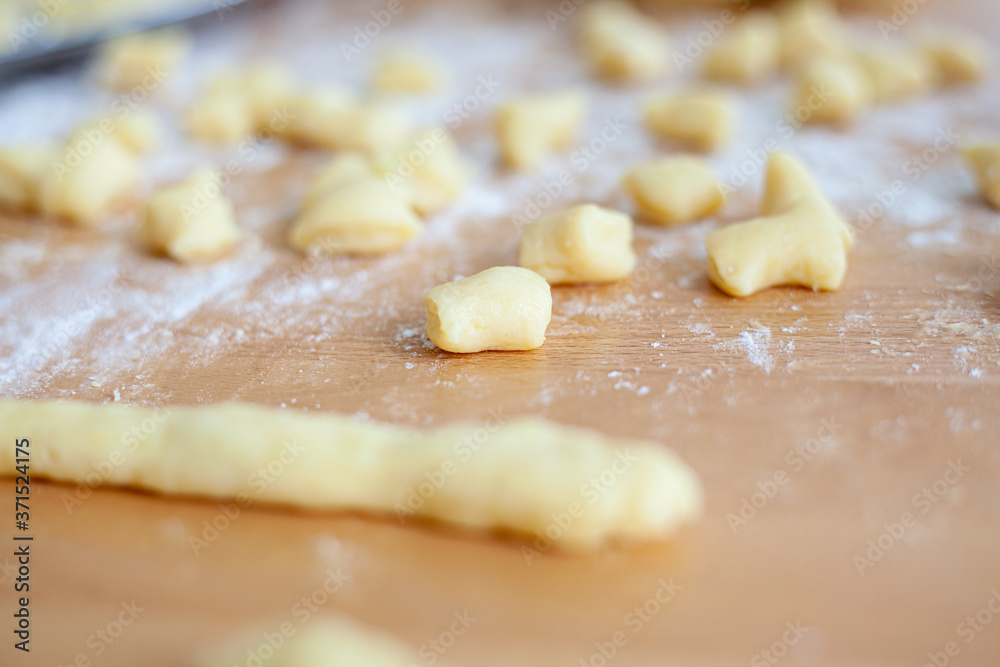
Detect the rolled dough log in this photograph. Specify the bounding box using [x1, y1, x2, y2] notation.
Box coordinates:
[0, 400, 702, 550]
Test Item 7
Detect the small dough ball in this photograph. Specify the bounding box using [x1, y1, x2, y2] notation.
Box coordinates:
[76, 109, 162, 154]
[519, 204, 636, 285]
[706, 153, 853, 298]
[578, 0, 669, 83]
[423, 266, 552, 353]
[642, 90, 734, 152]
[853, 49, 937, 103]
[919, 29, 990, 85]
[96, 28, 191, 91]
[372, 52, 442, 93]
[289, 179, 421, 256]
[376, 128, 468, 215]
[39, 136, 138, 227]
[212, 62, 298, 131]
[285, 94, 409, 153]
[302, 152, 379, 210]
[962, 143, 1000, 210]
[794, 56, 871, 126]
[702, 13, 780, 85]
[495, 89, 587, 170]
[0, 147, 53, 213]
[143, 169, 240, 263]
[186, 91, 256, 143]
[622, 156, 725, 225]
[777, 0, 844, 70]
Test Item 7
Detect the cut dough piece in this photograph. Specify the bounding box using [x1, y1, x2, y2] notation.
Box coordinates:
[519, 204, 636, 285]
[706, 153, 853, 297]
[210, 62, 298, 131]
[96, 28, 191, 91]
[283, 92, 409, 153]
[642, 90, 734, 152]
[703, 13, 780, 85]
[578, 0, 669, 83]
[376, 128, 469, 215]
[853, 49, 936, 103]
[424, 266, 552, 353]
[76, 109, 162, 155]
[776, 0, 844, 70]
[621, 155, 725, 225]
[0, 147, 53, 213]
[962, 143, 1000, 210]
[919, 29, 990, 85]
[39, 136, 139, 227]
[495, 89, 587, 170]
[793, 56, 871, 126]
[186, 91, 256, 144]
[372, 51, 442, 93]
[302, 152, 379, 210]
[198, 617, 425, 667]
[0, 399, 703, 551]
[142, 169, 241, 263]
[289, 179, 421, 256]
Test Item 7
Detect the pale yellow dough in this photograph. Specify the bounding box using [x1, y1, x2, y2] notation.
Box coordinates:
[793, 56, 871, 126]
[578, 0, 669, 83]
[142, 170, 241, 263]
[372, 51, 442, 93]
[621, 155, 725, 225]
[39, 135, 138, 227]
[0, 400, 703, 551]
[375, 128, 469, 215]
[188, 63, 298, 143]
[706, 153, 853, 297]
[962, 143, 1000, 211]
[288, 179, 421, 256]
[200, 617, 424, 667]
[519, 204, 636, 285]
[76, 109, 162, 154]
[642, 90, 734, 152]
[703, 13, 780, 85]
[776, 0, 844, 71]
[0, 147, 52, 213]
[919, 29, 990, 85]
[495, 89, 587, 170]
[96, 28, 191, 91]
[853, 48, 936, 103]
[424, 266, 552, 353]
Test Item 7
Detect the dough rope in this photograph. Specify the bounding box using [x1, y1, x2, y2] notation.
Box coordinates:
[0, 400, 702, 551]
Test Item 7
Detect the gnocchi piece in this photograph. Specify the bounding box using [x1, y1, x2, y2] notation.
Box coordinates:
[578, 0, 669, 83]
[423, 266, 552, 353]
[642, 90, 734, 152]
[706, 153, 853, 297]
[621, 156, 725, 226]
[776, 0, 844, 70]
[962, 143, 1000, 210]
[0, 147, 53, 213]
[702, 13, 780, 85]
[302, 152, 379, 210]
[376, 128, 469, 215]
[186, 91, 256, 143]
[39, 136, 138, 227]
[76, 109, 162, 155]
[519, 204, 636, 285]
[96, 28, 191, 91]
[371, 52, 442, 93]
[495, 89, 587, 170]
[285, 94, 409, 153]
[794, 56, 871, 125]
[289, 179, 421, 256]
[853, 49, 936, 103]
[143, 170, 240, 263]
[210, 62, 298, 131]
[919, 29, 990, 85]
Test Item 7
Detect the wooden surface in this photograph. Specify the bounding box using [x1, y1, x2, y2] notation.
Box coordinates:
[1, 0, 1000, 665]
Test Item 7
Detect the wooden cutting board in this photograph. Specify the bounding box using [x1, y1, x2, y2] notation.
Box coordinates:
[1, 0, 999, 665]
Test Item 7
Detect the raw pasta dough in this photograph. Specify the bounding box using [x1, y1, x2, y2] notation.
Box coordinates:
[0, 399, 703, 551]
